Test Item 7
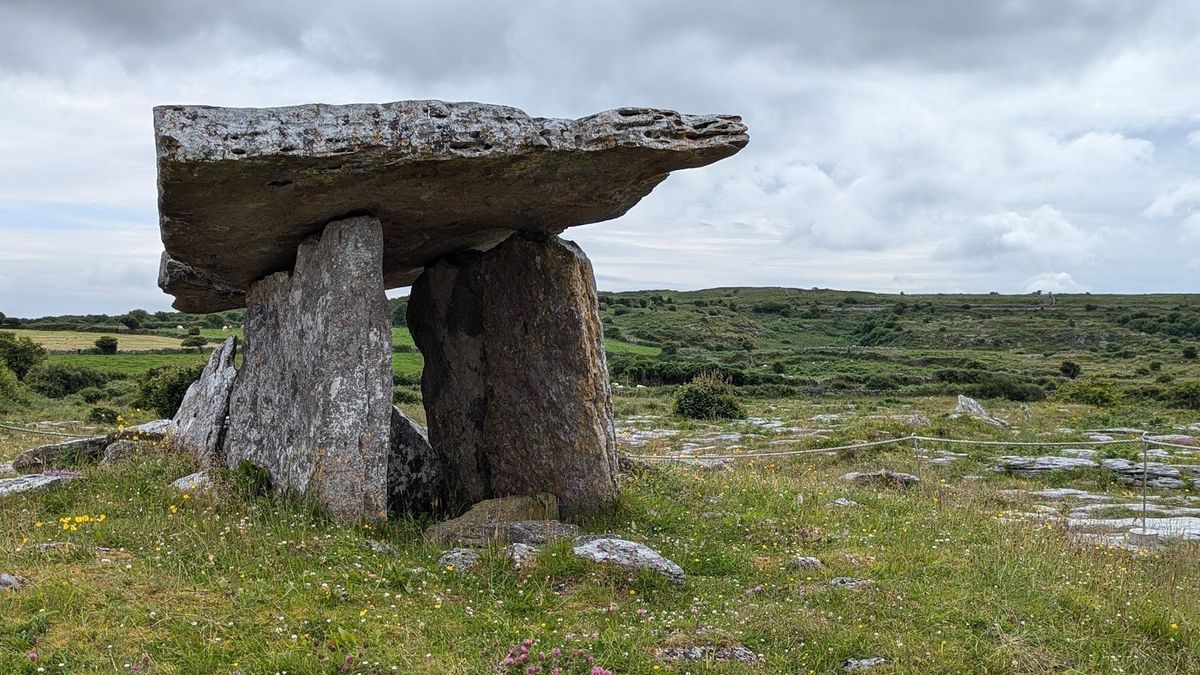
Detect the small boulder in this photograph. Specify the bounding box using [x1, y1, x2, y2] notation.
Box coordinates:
[829, 577, 872, 589]
[504, 543, 539, 570]
[826, 497, 860, 508]
[0, 473, 75, 499]
[953, 395, 1006, 427]
[424, 494, 564, 546]
[654, 645, 761, 663]
[0, 572, 24, 591]
[13, 436, 109, 473]
[101, 440, 141, 465]
[993, 456, 1098, 474]
[842, 656, 888, 671]
[438, 548, 481, 572]
[790, 556, 823, 570]
[171, 471, 211, 492]
[571, 535, 685, 585]
[840, 470, 920, 488]
[1101, 458, 1189, 489]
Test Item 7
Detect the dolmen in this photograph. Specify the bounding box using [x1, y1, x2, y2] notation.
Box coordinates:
[153, 100, 748, 521]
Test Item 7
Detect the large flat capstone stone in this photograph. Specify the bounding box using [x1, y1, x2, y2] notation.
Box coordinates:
[154, 100, 748, 312]
[224, 216, 392, 521]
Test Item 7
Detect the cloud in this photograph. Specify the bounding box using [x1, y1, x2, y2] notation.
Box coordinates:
[1, 0, 1199, 315]
[1024, 271, 1085, 293]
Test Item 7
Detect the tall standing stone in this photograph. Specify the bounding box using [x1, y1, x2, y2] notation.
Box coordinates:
[170, 336, 237, 466]
[409, 233, 619, 517]
[224, 216, 392, 521]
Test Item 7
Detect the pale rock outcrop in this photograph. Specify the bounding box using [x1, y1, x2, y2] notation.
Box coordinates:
[170, 336, 237, 466]
[571, 535, 685, 585]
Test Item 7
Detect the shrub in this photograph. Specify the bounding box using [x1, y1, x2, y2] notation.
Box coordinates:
[0, 364, 28, 411]
[77, 386, 107, 403]
[94, 336, 119, 354]
[673, 372, 746, 420]
[187, 326, 201, 335]
[25, 362, 113, 398]
[139, 364, 204, 417]
[1169, 381, 1200, 410]
[1060, 360, 1081, 379]
[1056, 379, 1122, 407]
[87, 406, 120, 424]
[0, 330, 46, 378]
[393, 386, 421, 404]
[1184, 346, 1197, 360]
[180, 336, 208, 351]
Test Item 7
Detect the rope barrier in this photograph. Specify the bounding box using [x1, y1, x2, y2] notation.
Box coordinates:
[0, 422, 94, 439]
[624, 436, 909, 461]
[911, 436, 1140, 448]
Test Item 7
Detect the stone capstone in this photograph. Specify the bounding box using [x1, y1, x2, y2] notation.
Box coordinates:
[170, 336, 237, 466]
[224, 216, 392, 521]
[408, 233, 619, 516]
[571, 535, 685, 585]
[154, 101, 748, 312]
[387, 407, 447, 516]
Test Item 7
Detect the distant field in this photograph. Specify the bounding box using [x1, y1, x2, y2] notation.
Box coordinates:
[6, 329, 185, 351]
[604, 338, 660, 355]
[47, 352, 208, 376]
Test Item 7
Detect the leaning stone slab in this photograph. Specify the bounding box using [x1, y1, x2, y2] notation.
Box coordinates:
[571, 535, 685, 585]
[409, 233, 619, 516]
[953, 394, 1007, 427]
[154, 101, 748, 312]
[387, 407, 447, 517]
[224, 216, 392, 522]
[0, 473, 75, 499]
[170, 336, 237, 466]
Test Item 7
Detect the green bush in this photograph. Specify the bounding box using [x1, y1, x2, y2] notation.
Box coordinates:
[94, 336, 119, 354]
[1060, 360, 1081, 379]
[87, 406, 120, 424]
[0, 364, 28, 411]
[673, 372, 746, 420]
[1056, 379, 1123, 407]
[1184, 346, 1198, 360]
[77, 386, 107, 403]
[180, 336, 208, 351]
[1168, 381, 1200, 409]
[139, 364, 204, 417]
[0, 330, 46, 378]
[393, 386, 421, 404]
[25, 362, 113, 398]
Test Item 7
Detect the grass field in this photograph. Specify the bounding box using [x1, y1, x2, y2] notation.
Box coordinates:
[6, 329, 186, 351]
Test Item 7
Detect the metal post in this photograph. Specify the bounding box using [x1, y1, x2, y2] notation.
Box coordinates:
[912, 433, 920, 477]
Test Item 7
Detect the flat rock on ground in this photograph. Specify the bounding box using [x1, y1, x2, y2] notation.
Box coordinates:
[154, 101, 748, 312]
[100, 440, 141, 465]
[654, 645, 760, 663]
[425, 494, 571, 546]
[437, 548, 481, 572]
[171, 471, 211, 492]
[993, 455, 1099, 474]
[0, 473, 75, 498]
[1102, 458, 1193, 489]
[12, 420, 172, 473]
[0, 573, 24, 591]
[571, 535, 685, 585]
[840, 469, 920, 487]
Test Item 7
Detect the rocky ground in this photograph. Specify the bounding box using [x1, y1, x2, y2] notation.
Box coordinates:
[2, 393, 1199, 673]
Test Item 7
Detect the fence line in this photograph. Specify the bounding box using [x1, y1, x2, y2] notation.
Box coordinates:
[0, 422, 94, 438]
[624, 431, 1187, 462]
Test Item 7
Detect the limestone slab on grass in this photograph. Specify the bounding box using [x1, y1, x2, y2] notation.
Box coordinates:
[224, 216, 392, 521]
[425, 494, 562, 546]
[0, 473, 74, 499]
[154, 101, 748, 312]
[571, 535, 685, 585]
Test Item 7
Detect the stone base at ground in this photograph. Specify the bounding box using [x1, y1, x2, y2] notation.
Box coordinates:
[409, 233, 619, 516]
[387, 407, 447, 516]
[224, 216, 392, 521]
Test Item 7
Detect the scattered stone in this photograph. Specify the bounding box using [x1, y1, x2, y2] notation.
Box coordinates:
[0, 573, 24, 591]
[827, 498, 860, 508]
[438, 548, 481, 572]
[1059, 448, 1098, 459]
[572, 535, 685, 585]
[840, 469, 920, 488]
[366, 540, 395, 555]
[993, 455, 1098, 474]
[1101, 458, 1189, 489]
[795, 493, 804, 507]
[953, 395, 1007, 427]
[1087, 434, 1115, 442]
[424, 494, 570, 546]
[171, 471, 211, 492]
[790, 556, 824, 570]
[387, 407, 447, 516]
[1148, 435, 1196, 446]
[0, 461, 12, 474]
[169, 336, 237, 466]
[1066, 516, 1200, 542]
[504, 543, 539, 570]
[0, 473, 74, 498]
[35, 541, 77, 555]
[842, 656, 888, 671]
[409, 233, 620, 516]
[654, 645, 760, 663]
[100, 440, 141, 465]
[13, 436, 110, 473]
[224, 216, 392, 522]
[829, 577, 872, 589]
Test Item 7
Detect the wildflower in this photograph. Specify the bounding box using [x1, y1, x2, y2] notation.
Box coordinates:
[169, 504, 178, 514]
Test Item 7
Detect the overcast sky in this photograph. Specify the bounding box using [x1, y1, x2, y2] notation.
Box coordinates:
[1, 0, 1198, 317]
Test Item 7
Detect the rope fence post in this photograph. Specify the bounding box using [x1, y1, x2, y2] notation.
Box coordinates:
[911, 433, 920, 477]
[1141, 433, 1150, 531]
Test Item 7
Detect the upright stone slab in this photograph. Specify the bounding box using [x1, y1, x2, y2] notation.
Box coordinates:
[224, 216, 392, 521]
[409, 233, 619, 516]
[170, 336, 237, 466]
[387, 407, 448, 516]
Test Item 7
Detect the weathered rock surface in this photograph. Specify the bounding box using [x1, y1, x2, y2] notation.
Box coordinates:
[225, 216, 392, 521]
[171, 471, 211, 492]
[409, 233, 619, 516]
[0, 572, 24, 591]
[170, 336, 237, 466]
[790, 556, 824, 570]
[827, 497, 861, 508]
[387, 408, 447, 516]
[100, 440, 140, 465]
[503, 543, 539, 570]
[0, 473, 74, 498]
[12, 421, 172, 473]
[654, 645, 761, 664]
[424, 494, 573, 546]
[438, 548, 481, 572]
[1101, 458, 1190, 489]
[840, 470, 920, 487]
[0, 461, 12, 475]
[154, 101, 748, 312]
[993, 455, 1098, 474]
[953, 394, 1007, 427]
[842, 656, 888, 671]
[829, 576, 872, 589]
[571, 535, 685, 585]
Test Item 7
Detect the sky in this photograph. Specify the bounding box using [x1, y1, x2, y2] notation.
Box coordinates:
[1, 0, 1198, 317]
